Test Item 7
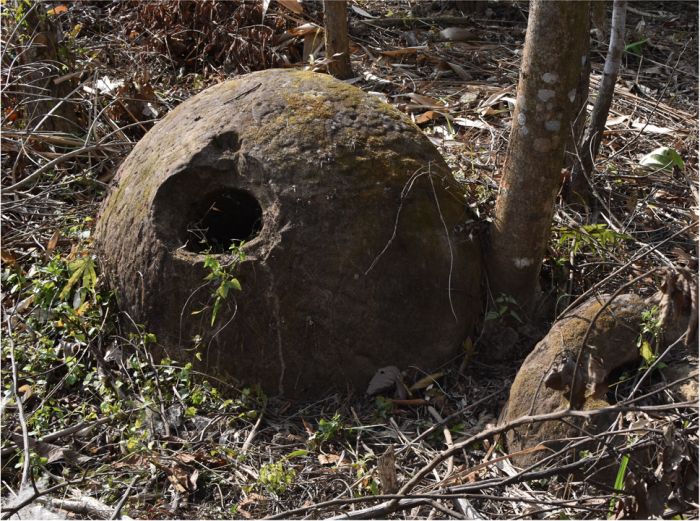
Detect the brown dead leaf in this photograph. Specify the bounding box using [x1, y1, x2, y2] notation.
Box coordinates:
[301, 417, 315, 436]
[408, 93, 444, 107]
[175, 453, 197, 464]
[5, 107, 19, 122]
[11, 434, 90, 465]
[277, 0, 303, 14]
[17, 384, 32, 401]
[317, 453, 340, 465]
[447, 62, 470, 80]
[414, 110, 443, 124]
[409, 372, 445, 392]
[114, 453, 149, 468]
[381, 47, 422, 57]
[47, 230, 60, 253]
[377, 446, 398, 493]
[167, 464, 191, 493]
[1, 250, 17, 266]
[47, 5, 68, 15]
[288, 23, 321, 37]
[237, 493, 268, 519]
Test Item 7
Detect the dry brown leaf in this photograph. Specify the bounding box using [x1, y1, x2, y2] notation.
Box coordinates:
[301, 417, 315, 436]
[317, 453, 340, 465]
[277, 0, 303, 14]
[47, 230, 60, 252]
[408, 93, 444, 107]
[47, 4, 68, 15]
[167, 464, 191, 493]
[447, 62, 470, 80]
[175, 453, 197, 464]
[17, 384, 32, 401]
[377, 446, 398, 493]
[409, 371, 445, 392]
[381, 47, 422, 57]
[288, 23, 321, 37]
[1, 250, 17, 266]
[414, 110, 443, 124]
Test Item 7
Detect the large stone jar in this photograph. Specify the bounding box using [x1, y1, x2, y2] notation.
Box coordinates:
[95, 69, 482, 397]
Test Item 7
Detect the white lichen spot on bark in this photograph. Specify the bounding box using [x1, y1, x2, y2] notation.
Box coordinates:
[518, 113, 527, 126]
[545, 120, 561, 131]
[519, 126, 529, 136]
[514, 257, 534, 268]
[517, 94, 527, 110]
[537, 89, 556, 102]
[568, 89, 577, 103]
[581, 55, 587, 66]
[542, 72, 559, 84]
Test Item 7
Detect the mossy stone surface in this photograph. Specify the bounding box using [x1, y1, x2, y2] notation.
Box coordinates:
[95, 69, 482, 397]
[502, 294, 647, 469]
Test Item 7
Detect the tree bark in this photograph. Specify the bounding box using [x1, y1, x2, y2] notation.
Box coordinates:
[21, 3, 78, 133]
[567, 0, 627, 207]
[564, 9, 591, 171]
[323, 0, 353, 79]
[486, 0, 590, 312]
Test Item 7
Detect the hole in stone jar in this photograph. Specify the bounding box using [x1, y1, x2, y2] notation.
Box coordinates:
[185, 189, 263, 254]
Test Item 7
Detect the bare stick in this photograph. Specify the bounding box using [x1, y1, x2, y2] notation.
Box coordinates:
[5, 317, 31, 488]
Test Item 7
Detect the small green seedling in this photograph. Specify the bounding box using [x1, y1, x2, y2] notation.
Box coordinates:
[197, 242, 246, 325]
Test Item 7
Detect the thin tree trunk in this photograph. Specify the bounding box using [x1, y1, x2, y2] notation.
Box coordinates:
[323, 0, 353, 79]
[21, 3, 79, 133]
[565, 10, 591, 171]
[486, 0, 590, 313]
[567, 0, 627, 207]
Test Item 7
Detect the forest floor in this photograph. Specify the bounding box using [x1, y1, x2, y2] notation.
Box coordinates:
[1, 1, 698, 519]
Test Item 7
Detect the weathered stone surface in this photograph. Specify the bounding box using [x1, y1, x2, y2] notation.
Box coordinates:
[95, 69, 482, 397]
[501, 294, 648, 468]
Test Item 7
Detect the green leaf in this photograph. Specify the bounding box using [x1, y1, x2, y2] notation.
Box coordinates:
[286, 449, 309, 459]
[640, 146, 685, 173]
[624, 38, 648, 55]
[609, 454, 630, 516]
[639, 339, 656, 365]
[59, 258, 87, 301]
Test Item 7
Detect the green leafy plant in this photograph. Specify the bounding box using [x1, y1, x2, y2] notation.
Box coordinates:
[313, 413, 344, 444]
[198, 243, 245, 326]
[555, 224, 630, 259]
[624, 38, 648, 55]
[257, 450, 308, 495]
[639, 146, 685, 174]
[485, 294, 522, 323]
[637, 306, 663, 367]
[609, 454, 630, 516]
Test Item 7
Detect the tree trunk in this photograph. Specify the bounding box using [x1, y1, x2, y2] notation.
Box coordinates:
[567, 0, 627, 207]
[564, 9, 591, 171]
[486, 0, 590, 312]
[323, 0, 353, 79]
[21, 3, 78, 133]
